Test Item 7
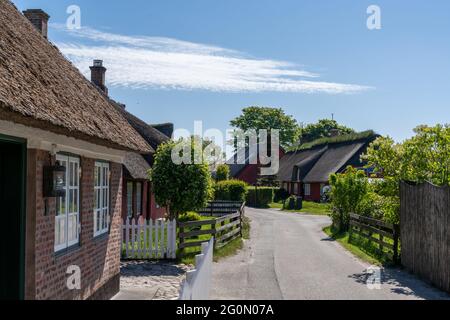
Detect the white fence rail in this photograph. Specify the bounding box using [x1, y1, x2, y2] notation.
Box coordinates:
[179, 238, 214, 300]
[122, 218, 177, 260]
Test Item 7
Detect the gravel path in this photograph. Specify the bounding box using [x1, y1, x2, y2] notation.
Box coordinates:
[116, 261, 193, 300]
[211, 208, 450, 300]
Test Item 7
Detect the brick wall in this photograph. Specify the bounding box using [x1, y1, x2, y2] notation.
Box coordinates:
[26, 149, 122, 300]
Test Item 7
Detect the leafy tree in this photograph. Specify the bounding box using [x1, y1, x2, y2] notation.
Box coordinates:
[149, 139, 213, 219]
[230, 106, 301, 148]
[300, 119, 355, 143]
[215, 164, 230, 181]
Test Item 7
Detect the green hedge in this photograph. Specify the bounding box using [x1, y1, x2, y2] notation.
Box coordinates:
[246, 187, 274, 208]
[214, 180, 248, 202]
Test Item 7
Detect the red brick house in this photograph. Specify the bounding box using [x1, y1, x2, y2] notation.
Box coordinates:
[88, 61, 172, 222]
[277, 132, 378, 201]
[228, 144, 285, 185]
[0, 2, 152, 300]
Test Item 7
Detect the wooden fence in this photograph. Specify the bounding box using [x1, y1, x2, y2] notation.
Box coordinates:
[179, 238, 214, 300]
[122, 218, 177, 260]
[197, 200, 244, 217]
[400, 181, 450, 293]
[349, 213, 400, 263]
[178, 202, 245, 256]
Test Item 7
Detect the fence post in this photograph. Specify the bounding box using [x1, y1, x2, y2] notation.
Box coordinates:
[393, 224, 400, 264]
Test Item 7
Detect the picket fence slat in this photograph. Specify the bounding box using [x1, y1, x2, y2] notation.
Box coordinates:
[122, 219, 177, 260]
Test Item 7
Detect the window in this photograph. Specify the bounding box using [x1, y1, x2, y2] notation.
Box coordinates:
[136, 182, 142, 216]
[304, 183, 311, 196]
[94, 162, 110, 237]
[55, 155, 80, 252]
[127, 182, 133, 218]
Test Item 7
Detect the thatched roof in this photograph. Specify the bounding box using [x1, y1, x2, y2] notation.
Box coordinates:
[123, 152, 151, 180]
[0, 1, 151, 153]
[114, 104, 170, 151]
[278, 132, 378, 183]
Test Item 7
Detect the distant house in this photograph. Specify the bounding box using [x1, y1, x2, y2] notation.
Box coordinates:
[0, 2, 152, 299]
[277, 131, 379, 201]
[228, 144, 285, 185]
[87, 61, 172, 222]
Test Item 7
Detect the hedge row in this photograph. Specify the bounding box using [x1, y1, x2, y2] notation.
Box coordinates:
[246, 187, 274, 208]
[213, 180, 248, 202]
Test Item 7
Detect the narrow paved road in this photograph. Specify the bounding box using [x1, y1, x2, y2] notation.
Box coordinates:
[211, 208, 449, 300]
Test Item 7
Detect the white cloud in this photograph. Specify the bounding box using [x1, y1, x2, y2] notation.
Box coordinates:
[52, 24, 372, 93]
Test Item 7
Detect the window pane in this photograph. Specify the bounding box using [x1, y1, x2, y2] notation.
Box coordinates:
[96, 211, 101, 232]
[69, 162, 74, 187]
[136, 183, 142, 215]
[127, 183, 133, 217]
[74, 162, 79, 187]
[57, 196, 66, 216]
[73, 189, 78, 213]
[94, 166, 99, 187]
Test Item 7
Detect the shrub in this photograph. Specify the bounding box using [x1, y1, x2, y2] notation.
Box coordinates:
[214, 180, 248, 202]
[215, 164, 230, 182]
[283, 196, 296, 210]
[178, 212, 202, 223]
[274, 188, 290, 203]
[247, 187, 274, 208]
[329, 166, 370, 232]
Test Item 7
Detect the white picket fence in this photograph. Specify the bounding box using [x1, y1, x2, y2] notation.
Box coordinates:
[122, 218, 177, 260]
[179, 238, 214, 300]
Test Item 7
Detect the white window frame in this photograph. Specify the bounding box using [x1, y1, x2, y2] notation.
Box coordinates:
[304, 183, 311, 196]
[94, 161, 110, 237]
[55, 155, 80, 252]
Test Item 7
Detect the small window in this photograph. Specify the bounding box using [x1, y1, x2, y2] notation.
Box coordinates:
[94, 162, 110, 237]
[127, 182, 133, 218]
[304, 183, 311, 196]
[55, 155, 80, 252]
[136, 182, 142, 216]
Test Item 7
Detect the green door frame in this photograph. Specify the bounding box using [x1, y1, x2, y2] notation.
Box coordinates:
[0, 133, 27, 300]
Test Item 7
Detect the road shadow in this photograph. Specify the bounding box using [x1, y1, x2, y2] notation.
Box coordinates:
[348, 267, 450, 300]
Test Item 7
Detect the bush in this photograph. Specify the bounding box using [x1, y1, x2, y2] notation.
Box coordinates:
[329, 166, 370, 232]
[178, 212, 202, 223]
[283, 196, 296, 210]
[274, 188, 290, 203]
[214, 180, 248, 202]
[247, 187, 274, 208]
[215, 164, 230, 182]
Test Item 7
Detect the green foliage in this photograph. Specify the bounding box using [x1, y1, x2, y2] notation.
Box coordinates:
[230, 106, 301, 148]
[300, 119, 355, 144]
[329, 167, 370, 232]
[290, 130, 376, 152]
[215, 164, 230, 182]
[363, 124, 450, 186]
[214, 179, 248, 202]
[178, 212, 202, 223]
[283, 196, 296, 210]
[149, 139, 213, 219]
[274, 188, 290, 203]
[246, 187, 274, 208]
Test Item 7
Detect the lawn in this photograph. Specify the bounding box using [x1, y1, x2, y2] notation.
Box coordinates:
[323, 226, 395, 266]
[269, 201, 331, 216]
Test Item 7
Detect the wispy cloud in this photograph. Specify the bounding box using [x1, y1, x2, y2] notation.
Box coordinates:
[51, 24, 372, 93]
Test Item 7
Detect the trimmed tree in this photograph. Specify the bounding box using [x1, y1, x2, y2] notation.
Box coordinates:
[215, 164, 230, 182]
[149, 139, 213, 220]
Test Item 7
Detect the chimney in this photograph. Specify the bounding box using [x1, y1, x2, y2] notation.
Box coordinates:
[23, 9, 50, 39]
[90, 60, 108, 95]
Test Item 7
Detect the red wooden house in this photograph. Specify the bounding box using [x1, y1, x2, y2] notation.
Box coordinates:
[277, 132, 378, 201]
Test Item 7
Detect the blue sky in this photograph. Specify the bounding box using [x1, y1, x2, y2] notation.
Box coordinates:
[13, 0, 450, 142]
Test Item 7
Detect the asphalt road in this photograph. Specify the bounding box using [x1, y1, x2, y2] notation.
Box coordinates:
[211, 208, 449, 300]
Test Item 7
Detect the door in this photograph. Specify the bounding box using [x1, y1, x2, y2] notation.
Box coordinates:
[0, 135, 26, 300]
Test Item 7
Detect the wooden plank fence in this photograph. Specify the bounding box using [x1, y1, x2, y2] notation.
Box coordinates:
[349, 213, 400, 264]
[400, 181, 450, 293]
[179, 238, 214, 300]
[122, 218, 177, 260]
[178, 201, 245, 256]
[197, 200, 244, 217]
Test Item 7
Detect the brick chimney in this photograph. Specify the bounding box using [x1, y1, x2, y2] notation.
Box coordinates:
[90, 60, 108, 95]
[23, 9, 50, 39]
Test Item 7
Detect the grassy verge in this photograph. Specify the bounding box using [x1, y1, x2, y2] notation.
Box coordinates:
[269, 201, 331, 216]
[323, 226, 393, 266]
[180, 216, 251, 265]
